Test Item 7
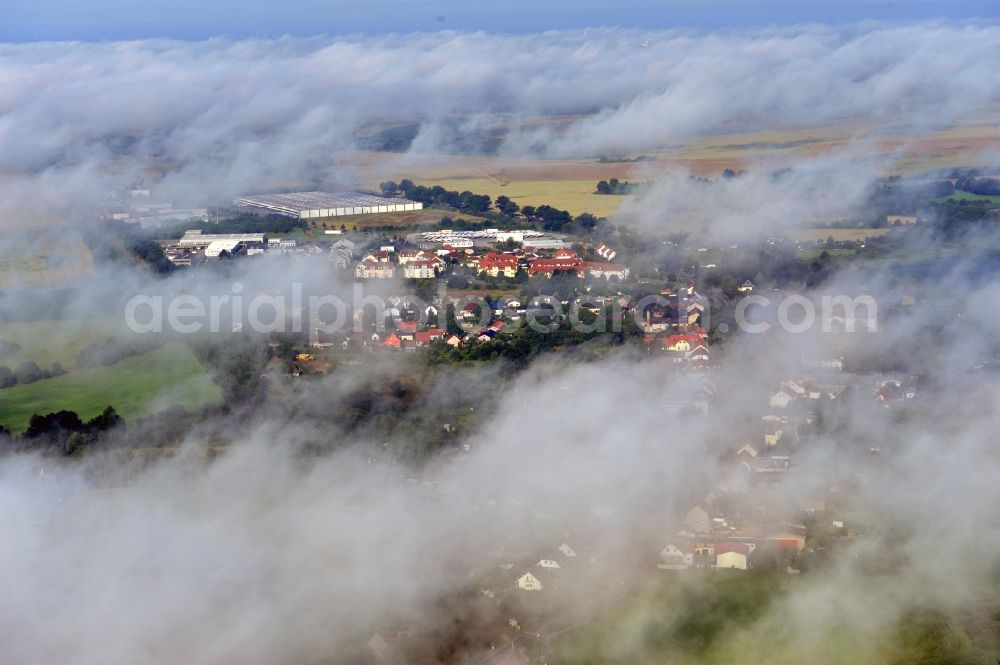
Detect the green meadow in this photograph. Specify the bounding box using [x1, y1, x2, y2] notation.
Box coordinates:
[0, 343, 222, 434]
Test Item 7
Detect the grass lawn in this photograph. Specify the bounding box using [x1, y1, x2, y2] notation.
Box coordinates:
[0, 343, 222, 434]
[0, 233, 94, 289]
[303, 209, 487, 232]
[935, 191, 1000, 204]
[553, 571, 976, 665]
[799, 247, 859, 260]
[0, 319, 128, 369]
[787, 228, 891, 242]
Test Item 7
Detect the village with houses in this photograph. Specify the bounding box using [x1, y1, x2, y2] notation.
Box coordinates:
[354, 355, 928, 665]
[142, 187, 734, 363]
[6, 12, 1000, 665]
[34, 180, 957, 664]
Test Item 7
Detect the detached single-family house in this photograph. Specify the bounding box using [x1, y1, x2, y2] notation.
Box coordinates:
[763, 427, 783, 448]
[769, 390, 793, 409]
[517, 572, 543, 591]
[684, 505, 711, 534]
[658, 543, 694, 570]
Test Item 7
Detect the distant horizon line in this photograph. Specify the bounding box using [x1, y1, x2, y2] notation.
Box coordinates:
[2, 14, 998, 44]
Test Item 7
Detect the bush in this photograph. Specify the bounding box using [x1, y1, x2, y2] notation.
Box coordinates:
[75, 336, 164, 369]
[0, 365, 16, 388]
[14, 360, 45, 385]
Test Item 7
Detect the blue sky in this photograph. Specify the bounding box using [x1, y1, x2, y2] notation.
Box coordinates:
[1, 0, 996, 41]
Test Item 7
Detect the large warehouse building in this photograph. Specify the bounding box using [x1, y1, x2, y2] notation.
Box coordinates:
[233, 191, 423, 219]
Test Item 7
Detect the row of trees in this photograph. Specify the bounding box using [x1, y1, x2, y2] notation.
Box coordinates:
[381, 180, 494, 214]
[0, 337, 169, 391]
[596, 178, 640, 195]
[955, 175, 1000, 196]
[378, 180, 594, 234]
[0, 360, 67, 388]
[5, 406, 124, 454]
[75, 336, 165, 369]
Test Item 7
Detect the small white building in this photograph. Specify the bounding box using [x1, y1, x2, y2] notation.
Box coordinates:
[769, 390, 794, 409]
[517, 572, 543, 591]
[716, 551, 748, 570]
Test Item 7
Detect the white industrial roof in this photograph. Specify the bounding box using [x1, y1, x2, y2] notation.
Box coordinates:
[205, 239, 243, 257]
[178, 231, 266, 247]
[417, 228, 544, 240]
[234, 191, 411, 213]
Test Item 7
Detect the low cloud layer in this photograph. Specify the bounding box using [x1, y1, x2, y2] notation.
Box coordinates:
[1, 21, 998, 214]
[2, 20, 1000, 663]
[4, 262, 1000, 662]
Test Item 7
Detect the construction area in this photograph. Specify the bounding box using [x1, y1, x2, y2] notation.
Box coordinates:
[233, 191, 423, 219]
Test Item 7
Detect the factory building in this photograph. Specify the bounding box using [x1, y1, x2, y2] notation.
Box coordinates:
[233, 191, 422, 219]
[165, 230, 268, 263]
[176, 230, 267, 251]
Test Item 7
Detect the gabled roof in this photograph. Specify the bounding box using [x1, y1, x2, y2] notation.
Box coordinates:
[414, 328, 445, 344]
[527, 257, 582, 274]
[579, 261, 628, 272]
[405, 259, 441, 269]
[479, 251, 520, 268]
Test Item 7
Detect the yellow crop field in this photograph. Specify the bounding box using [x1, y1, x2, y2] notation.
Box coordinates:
[410, 177, 624, 217]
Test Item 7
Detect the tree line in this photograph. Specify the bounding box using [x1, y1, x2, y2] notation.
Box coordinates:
[377, 180, 603, 234]
[0, 336, 167, 391]
[0, 406, 123, 455]
[596, 178, 641, 195]
[381, 180, 493, 214]
[0, 360, 67, 388]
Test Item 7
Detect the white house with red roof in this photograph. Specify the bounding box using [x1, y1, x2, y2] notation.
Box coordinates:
[527, 256, 582, 276]
[579, 261, 630, 280]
